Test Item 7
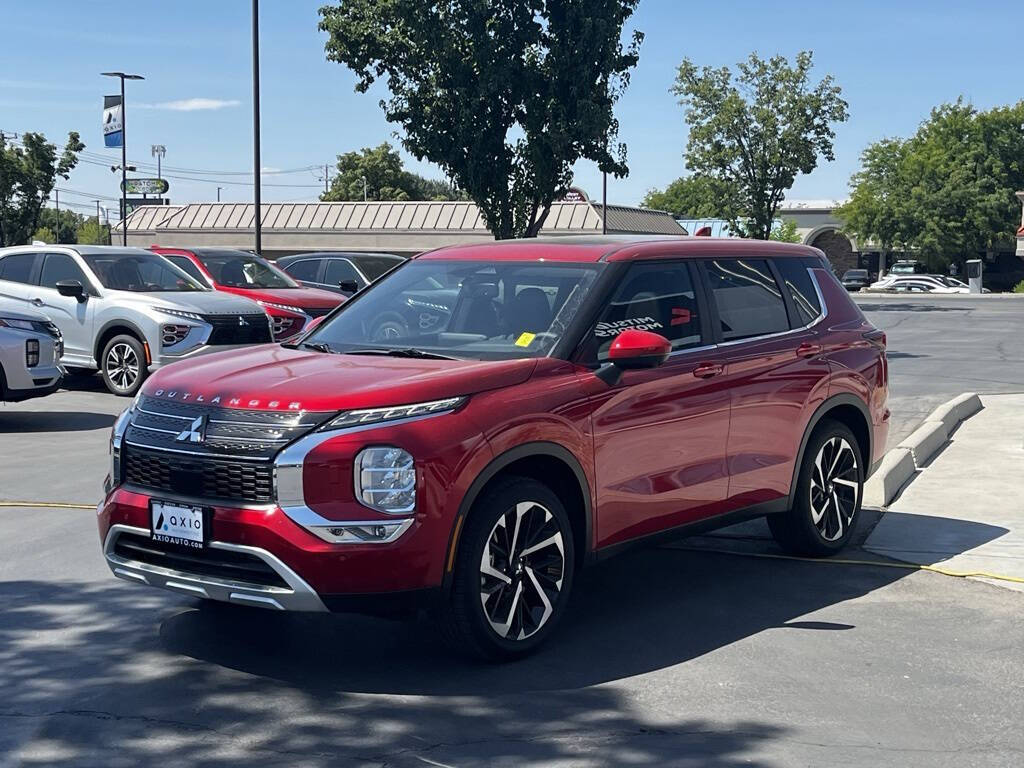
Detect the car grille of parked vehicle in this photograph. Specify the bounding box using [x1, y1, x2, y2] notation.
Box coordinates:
[112, 531, 288, 588]
[271, 315, 303, 339]
[203, 313, 274, 345]
[120, 396, 331, 504]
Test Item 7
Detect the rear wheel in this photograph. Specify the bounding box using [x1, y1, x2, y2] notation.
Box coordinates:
[768, 419, 863, 557]
[439, 476, 575, 661]
[101, 334, 147, 397]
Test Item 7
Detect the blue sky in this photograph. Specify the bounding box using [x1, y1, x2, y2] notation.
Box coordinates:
[1, 0, 1019, 220]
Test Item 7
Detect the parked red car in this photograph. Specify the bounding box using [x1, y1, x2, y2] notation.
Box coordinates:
[150, 247, 344, 340]
[101, 237, 888, 659]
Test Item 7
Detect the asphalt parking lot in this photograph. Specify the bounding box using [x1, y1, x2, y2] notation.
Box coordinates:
[3, 296, 1024, 766]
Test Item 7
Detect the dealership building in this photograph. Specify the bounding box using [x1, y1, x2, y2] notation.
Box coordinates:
[117, 199, 687, 258]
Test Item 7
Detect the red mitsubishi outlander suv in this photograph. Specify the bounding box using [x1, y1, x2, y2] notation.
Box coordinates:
[100, 237, 888, 659]
[151, 246, 344, 340]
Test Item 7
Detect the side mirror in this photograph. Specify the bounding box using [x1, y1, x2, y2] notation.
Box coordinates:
[338, 279, 360, 293]
[56, 280, 87, 302]
[596, 329, 671, 385]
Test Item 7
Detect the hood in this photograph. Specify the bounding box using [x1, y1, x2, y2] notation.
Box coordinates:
[0, 305, 48, 323]
[143, 345, 539, 412]
[215, 286, 344, 311]
[112, 289, 265, 315]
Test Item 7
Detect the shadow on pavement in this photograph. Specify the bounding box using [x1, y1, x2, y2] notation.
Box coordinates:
[0, 410, 116, 433]
[855, 303, 970, 313]
[0, 546, 913, 765]
[865, 510, 1010, 567]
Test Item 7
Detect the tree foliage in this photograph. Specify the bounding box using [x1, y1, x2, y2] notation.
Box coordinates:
[0, 131, 84, 246]
[837, 100, 1024, 268]
[641, 175, 725, 218]
[76, 216, 108, 245]
[321, 142, 465, 202]
[769, 218, 801, 243]
[320, 0, 643, 239]
[37, 207, 84, 245]
[672, 51, 848, 239]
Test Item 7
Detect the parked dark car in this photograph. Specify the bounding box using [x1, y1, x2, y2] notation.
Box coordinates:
[841, 269, 870, 291]
[277, 252, 406, 297]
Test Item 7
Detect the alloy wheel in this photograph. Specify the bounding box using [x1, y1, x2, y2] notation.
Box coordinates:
[105, 343, 140, 392]
[479, 501, 565, 641]
[810, 437, 859, 541]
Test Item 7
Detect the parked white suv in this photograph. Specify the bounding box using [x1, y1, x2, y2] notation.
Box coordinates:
[0, 308, 63, 402]
[0, 245, 273, 396]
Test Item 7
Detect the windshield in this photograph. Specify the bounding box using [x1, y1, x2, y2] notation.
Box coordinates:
[83, 253, 205, 292]
[196, 249, 299, 289]
[844, 270, 867, 279]
[354, 255, 404, 281]
[306, 259, 604, 360]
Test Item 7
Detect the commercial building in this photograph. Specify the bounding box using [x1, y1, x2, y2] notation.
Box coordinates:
[117, 199, 685, 258]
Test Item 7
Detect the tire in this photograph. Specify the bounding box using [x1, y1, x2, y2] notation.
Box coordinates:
[100, 334, 147, 397]
[369, 313, 410, 342]
[768, 419, 863, 557]
[438, 476, 576, 661]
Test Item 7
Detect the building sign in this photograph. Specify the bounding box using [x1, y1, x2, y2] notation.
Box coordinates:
[559, 187, 589, 203]
[103, 95, 123, 148]
[122, 178, 170, 195]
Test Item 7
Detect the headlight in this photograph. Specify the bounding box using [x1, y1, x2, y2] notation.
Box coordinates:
[325, 396, 465, 431]
[0, 317, 35, 331]
[156, 307, 205, 322]
[257, 300, 305, 315]
[354, 446, 416, 514]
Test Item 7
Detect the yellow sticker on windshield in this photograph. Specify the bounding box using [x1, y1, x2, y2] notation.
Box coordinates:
[515, 332, 536, 347]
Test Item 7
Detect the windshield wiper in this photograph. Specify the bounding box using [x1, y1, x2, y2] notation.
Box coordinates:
[281, 340, 333, 353]
[345, 348, 459, 361]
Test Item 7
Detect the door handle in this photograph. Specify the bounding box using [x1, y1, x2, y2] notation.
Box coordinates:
[796, 343, 823, 359]
[693, 362, 723, 379]
[30, 297, 44, 307]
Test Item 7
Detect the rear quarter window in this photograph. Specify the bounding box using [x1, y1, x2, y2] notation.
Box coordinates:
[774, 258, 822, 326]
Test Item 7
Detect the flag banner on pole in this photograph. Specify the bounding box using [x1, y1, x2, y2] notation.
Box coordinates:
[103, 95, 123, 148]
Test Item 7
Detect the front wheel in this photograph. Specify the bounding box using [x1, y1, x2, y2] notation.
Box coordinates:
[439, 476, 575, 661]
[101, 334, 147, 397]
[768, 419, 863, 557]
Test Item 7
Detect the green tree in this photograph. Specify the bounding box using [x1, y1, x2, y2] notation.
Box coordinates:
[322, 142, 466, 202]
[838, 100, 1024, 270]
[672, 51, 848, 239]
[320, 0, 643, 238]
[641, 175, 725, 218]
[835, 138, 911, 270]
[770, 218, 801, 243]
[37, 207, 84, 245]
[0, 131, 85, 246]
[31, 226, 56, 244]
[76, 216, 108, 245]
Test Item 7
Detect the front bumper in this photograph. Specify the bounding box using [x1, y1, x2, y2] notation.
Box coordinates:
[150, 342, 273, 371]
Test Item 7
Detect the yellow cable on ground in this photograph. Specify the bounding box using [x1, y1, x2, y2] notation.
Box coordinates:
[673, 545, 1024, 585]
[0, 501, 95, 510]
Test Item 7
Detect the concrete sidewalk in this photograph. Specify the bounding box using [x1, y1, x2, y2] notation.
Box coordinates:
[865, 394, 1024, 591]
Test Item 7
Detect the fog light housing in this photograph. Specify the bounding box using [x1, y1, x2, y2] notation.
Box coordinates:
[25, 339, 39, 367]
[354, 446, 415, 514]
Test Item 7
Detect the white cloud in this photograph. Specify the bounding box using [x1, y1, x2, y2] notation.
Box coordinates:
[140, 98, 241, 112]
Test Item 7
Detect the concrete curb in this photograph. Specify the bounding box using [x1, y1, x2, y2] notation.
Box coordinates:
[863, 392, 983, 507]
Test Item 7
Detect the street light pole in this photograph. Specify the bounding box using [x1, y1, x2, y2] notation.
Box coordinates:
[252, 0, 262, 255]
[54, 188, 59, 243]
[101, 71, 144, 246]
[217, 186, 222, 203]
[151, 144, 166, 204]
[361, 175, 367, 202]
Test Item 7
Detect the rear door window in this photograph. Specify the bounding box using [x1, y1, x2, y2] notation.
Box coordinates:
[284, 259, 321, 282]
[589, 261, 702, 362]
[773, 258, 822, 326]
[0, 253, 38, 284]
[704, 259, 789, 342]
[325, 258, 363, 287]
[164, 255, 208, 285]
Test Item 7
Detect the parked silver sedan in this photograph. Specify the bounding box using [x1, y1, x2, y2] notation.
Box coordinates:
[0, 308, 63, 402]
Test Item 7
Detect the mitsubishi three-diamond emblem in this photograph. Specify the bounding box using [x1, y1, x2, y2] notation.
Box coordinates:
[176, 415, 208, 443]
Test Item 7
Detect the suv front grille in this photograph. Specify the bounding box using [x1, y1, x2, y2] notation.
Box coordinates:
[204, 313, 272, 345]
[113, 531, 288, 588]
[124, 446, 275, 504]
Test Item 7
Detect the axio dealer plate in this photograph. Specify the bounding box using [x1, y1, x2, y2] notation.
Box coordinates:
[151, 500, 205, 548]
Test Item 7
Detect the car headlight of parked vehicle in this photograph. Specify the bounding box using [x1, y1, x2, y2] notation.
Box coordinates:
[324, 396, 465, 431]
[155, 307, 205, 322]
[354, 447, 416, 514]
[0, 316, 36, 331]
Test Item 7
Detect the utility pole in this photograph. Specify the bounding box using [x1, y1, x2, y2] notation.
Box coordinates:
[151, 144, 166, 204]
[101, 71, 144, 245]
[54, 188, 60, 243]
[324, 163, 329, 195]
[217, 186, 222, 202]
[252, 0, 262, 255]
[602, 171, 607, 235]
[361, 175, 367, 202]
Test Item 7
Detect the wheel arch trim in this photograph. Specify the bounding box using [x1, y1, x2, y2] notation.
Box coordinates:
[94, 318, 150, 365]
[788, 393, 873, 509]
[442, 441, 593, 591]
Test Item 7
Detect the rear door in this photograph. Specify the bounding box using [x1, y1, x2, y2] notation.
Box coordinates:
[0, 252, 41, 314]
[585, 260, 731, 548]
[700, 256, 829, 509]
[33, 252, 96, 362]
[324, 258, 367, 295]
